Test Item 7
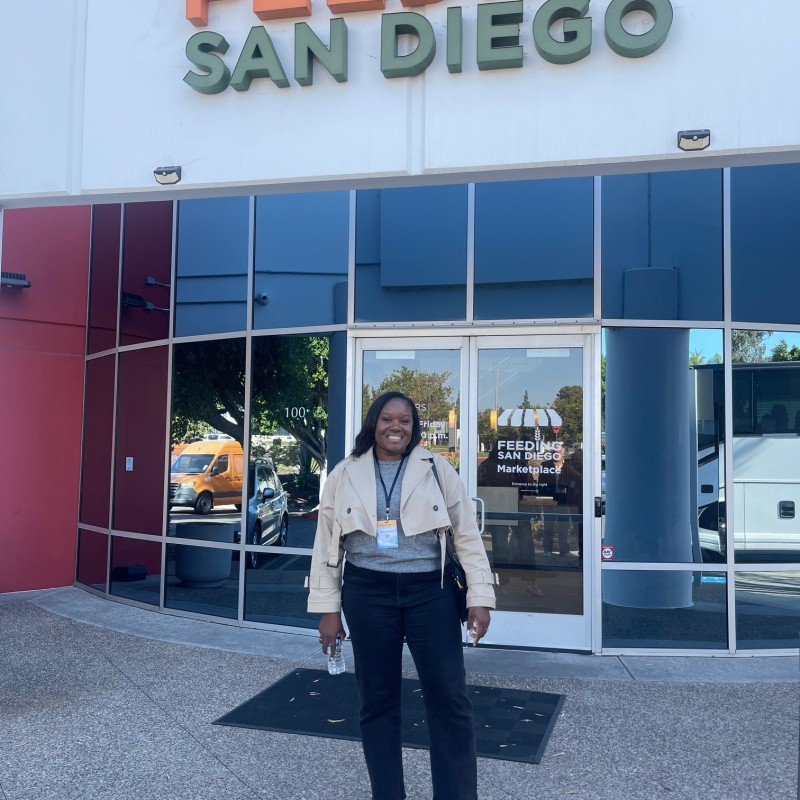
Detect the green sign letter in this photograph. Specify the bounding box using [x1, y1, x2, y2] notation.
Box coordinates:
[295, 19, 348, 86]
[477, 1, 523, 72]
[230, 26, 289, 90]
[447, 6, 463, 74]
[380, 12, 436, 78]
[604, 0, 673, 58]
[533, 0, 591, 65]
[184, 31, 231, 94]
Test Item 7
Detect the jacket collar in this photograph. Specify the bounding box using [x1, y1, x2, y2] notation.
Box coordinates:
[344, 446, 435, 513]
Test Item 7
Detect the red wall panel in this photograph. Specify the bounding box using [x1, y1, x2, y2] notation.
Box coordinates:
[0, 206, 90, 593]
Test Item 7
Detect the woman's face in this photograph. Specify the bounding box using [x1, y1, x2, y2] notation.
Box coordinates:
[373, 398, 414, 461]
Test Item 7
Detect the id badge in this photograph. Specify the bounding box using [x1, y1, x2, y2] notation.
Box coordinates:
[376, 519, 399, 549]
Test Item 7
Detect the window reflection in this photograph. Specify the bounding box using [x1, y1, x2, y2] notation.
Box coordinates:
[168, 339, 246, 536]
[110, 536, 162, 606]
[602, 571, 727, 649]
[76, 529, 108, 591]
[601, 329, 725, 567]
[87, 205, 121, 354]
[736, 571, 800, 648]
[114, 346, 168, 535]
[477, 347, 583, 615]
[119, 202, 172, 346]
[80, 356, 116, 528]
[731, 330, 800, 563]
[165, 541, 239, 618]
[248, 336, 330, 555]
[244, 553, 316, 627]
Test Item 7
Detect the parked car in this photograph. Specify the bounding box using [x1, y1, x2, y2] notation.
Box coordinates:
[170, 440, 244, 514]
[246, 459, 289, 568]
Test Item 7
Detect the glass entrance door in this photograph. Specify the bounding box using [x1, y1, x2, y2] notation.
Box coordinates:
[473, 336, 591, 649]
[354, 334, 593, 650]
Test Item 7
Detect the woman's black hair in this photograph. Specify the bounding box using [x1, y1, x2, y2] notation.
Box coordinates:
[351, 391, 421, 457]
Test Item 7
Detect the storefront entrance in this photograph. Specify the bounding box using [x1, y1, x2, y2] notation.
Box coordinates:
[353, 333, 596, 650]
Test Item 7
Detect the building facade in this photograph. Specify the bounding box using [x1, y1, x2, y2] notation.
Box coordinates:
[2, 1, 800, 654]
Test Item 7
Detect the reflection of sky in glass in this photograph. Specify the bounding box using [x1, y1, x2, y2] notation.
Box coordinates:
[478, 349, 582, 411]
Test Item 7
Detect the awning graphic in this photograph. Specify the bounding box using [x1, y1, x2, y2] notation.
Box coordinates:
[496, 408, 562, 432]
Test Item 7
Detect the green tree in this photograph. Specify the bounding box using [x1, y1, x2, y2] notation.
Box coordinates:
[171, 336, 330, 474]
[363, 367, 456, 422]
[731, 330, 768, 363]
[689, 349, 706, 367]
[551, 385, 583, 445]
[770, 338, 800, 362]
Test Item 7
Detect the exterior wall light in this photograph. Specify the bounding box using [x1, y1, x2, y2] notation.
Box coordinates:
[153, 166, 182, 185]
[1, 271, 31, 288]
[0, 272, 31, 289]
[677, 129, 710, 151]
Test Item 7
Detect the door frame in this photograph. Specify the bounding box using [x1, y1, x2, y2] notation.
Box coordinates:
[350, 326, 601, 652]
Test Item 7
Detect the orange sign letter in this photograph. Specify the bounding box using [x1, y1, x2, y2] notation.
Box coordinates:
[254, 0, 311, 21]
[186, 0, 226, 27]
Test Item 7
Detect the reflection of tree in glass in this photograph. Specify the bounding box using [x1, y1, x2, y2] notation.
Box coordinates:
[171, 339, 246, 446]
[171, 337, 329, 477]
[363, 367, 455, 422]
[551, 385, 583, 445]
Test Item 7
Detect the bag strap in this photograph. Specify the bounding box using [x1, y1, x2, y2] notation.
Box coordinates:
[430, 459, 459, 563]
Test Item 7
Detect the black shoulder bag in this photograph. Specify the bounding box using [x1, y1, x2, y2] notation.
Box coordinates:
[431, 460, 468, 624]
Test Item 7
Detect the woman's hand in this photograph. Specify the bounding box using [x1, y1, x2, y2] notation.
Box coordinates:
[319, 612, 347, 656]
[467, 607, 491, 646]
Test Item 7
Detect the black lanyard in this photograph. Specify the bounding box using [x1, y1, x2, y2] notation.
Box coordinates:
[375, 454, 407, 520]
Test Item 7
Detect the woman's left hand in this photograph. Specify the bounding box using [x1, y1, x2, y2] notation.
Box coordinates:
[467, 606, 491, 646]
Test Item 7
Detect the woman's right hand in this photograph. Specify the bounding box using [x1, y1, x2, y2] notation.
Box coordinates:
[319, 612, 346, 656]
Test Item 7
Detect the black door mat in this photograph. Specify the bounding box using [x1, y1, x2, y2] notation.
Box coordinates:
[214, 668, 564, 765]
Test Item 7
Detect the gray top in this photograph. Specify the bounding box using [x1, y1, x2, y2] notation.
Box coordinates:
[344, 456, 440, 573]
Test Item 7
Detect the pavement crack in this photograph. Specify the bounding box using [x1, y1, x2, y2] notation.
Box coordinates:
[68, 619, 267, 800]
[0, 781, 8, 799]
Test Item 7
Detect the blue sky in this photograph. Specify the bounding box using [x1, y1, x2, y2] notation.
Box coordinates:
[690, 329, 800, 361]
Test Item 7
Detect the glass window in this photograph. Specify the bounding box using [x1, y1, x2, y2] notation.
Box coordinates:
[244, 553, 316, 627]
[113, 346, 168, 535]
[736, 571, 800, 649]
[361, 348, 461, 462]
[602, 570, 727, 649]
[731, 330, 800, 563]
[474, 178, 594, 320]
[110, 536, 162, 606]
[732, 164, 800, 326]
[355, 187, 467, 322]
[254, 193, 349, 329]
[169, 339, 246, 527]
[76, 528, 108, 591]
[247, 336, 331, 559]
[175, 198, 249, 337]
[80, 355, 116, 528]
[602, 328, 725, 564]
[165, 540, 239, 619]
[119, 202, 172, 346]
[87, 205, 121, 354]
[602, 171, 723, 321]
[477, 346, 584, 615]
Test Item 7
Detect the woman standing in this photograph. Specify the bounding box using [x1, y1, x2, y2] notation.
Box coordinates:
[308, 391, 496, 800]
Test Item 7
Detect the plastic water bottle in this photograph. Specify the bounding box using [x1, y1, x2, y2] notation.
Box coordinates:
[328, 634, 345, 675]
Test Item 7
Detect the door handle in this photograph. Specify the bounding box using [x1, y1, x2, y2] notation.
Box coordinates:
[594, 497, 605, 517]
[472, 496, 485, 534]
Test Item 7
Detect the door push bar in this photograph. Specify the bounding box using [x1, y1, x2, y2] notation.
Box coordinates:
[472, 496, 486, 534]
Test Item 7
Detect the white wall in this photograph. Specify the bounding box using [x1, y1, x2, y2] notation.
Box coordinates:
[1, 0, 799, 205]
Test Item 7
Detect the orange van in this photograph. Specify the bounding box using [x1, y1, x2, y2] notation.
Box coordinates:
[169, 439, 244, 514]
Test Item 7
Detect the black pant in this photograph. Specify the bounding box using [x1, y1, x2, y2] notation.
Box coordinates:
[341, 562, 478, 800]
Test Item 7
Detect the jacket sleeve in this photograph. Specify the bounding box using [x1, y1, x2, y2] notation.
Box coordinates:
[434, 454, 497, 610]
[307, 466, 345, 614]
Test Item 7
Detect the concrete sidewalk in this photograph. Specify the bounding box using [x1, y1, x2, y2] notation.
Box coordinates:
[1, 587, 798, 800]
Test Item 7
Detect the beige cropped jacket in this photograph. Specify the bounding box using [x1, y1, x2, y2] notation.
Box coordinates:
[307, 445, 496, 614]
